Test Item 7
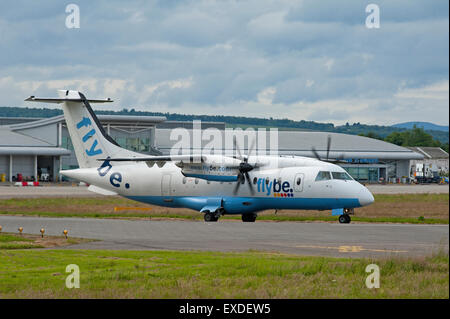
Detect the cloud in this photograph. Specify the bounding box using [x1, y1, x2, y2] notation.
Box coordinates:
[0, 0, 448, 126]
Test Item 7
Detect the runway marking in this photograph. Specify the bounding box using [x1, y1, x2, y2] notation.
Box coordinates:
[295, 244, 408, 254]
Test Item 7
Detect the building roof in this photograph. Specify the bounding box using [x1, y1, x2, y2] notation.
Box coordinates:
[0, 147, 71, 156]
[407, 147, 449, 159]
[155, 129, 424, 160]
[4, 114, 167, 130]
[0, 117, 43, 126]
[0, 128, 53, 147]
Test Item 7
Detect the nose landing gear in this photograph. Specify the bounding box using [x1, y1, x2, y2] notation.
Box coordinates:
[337, 208, 353, 224]
[338, 214, 351, 224]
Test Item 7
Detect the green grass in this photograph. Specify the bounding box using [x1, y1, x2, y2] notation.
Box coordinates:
[0, 243, 43, 249]
[373, 193, 448, 203]
[0, 250, 449, 298]
[0, 233, 39, 249]
[0, 249, 447, 298]
[0, 233, 34, 243]
[0, 193, 448, 224]
[0, 233, 94, 250]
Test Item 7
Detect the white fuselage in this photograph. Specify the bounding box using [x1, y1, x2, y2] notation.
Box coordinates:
[62, 155, 374, 214]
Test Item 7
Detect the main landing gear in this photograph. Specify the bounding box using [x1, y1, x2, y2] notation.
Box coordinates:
[204, 212, 219, 222]
[241, 213, 257, 222]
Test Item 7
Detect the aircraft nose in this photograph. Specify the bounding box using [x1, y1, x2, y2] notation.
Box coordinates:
[358, 186, 374, 206]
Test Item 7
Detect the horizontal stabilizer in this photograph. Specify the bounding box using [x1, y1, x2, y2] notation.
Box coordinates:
[25, 89, 113, 103]
[88, 185, 118, 196]
[25, 96, 113, 104]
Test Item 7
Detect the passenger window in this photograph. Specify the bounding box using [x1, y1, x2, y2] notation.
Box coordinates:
[315, 171, 331, 181]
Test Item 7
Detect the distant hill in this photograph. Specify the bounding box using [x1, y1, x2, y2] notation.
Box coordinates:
[392, 122, 449, 132]
[0, 106, 448, 144]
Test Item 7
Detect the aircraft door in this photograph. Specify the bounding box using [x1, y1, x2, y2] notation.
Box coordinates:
[293, 173, 304, 192]
[161, 174, 171, 196]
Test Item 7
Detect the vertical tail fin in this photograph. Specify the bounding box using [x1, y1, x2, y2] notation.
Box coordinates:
[25, 90, 141, 168]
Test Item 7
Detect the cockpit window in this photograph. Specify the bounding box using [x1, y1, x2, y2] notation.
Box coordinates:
[315, 171, 331, 181]
[331, 172, 353, 180]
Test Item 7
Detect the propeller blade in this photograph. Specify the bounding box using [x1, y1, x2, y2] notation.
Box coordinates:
[332, 153, 346, 164]
[326, 135, 331, 161]
[311, 147, 321, 161]
[233, 136, 243, 161]
[233, 173, 243, 195]
[246, 138, 256, 163]
[245, 172, 255, 195]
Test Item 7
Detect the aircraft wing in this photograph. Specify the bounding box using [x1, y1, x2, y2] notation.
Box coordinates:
[99, 154, 244, 182]
[98, 154, 207, 163]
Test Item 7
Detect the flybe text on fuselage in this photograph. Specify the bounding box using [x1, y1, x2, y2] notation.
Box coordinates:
[256, 178, 294, 197]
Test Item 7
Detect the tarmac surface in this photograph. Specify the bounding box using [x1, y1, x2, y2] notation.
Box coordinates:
[0, 215, 447, 258]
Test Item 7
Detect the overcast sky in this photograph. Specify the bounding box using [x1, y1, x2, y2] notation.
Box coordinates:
[0, 0, 448, 125]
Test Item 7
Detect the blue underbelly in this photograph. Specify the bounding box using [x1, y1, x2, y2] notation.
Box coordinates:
[125, 195, 361, 214]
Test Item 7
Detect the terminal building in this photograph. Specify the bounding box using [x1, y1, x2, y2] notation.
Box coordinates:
[0, 114, 432, 183]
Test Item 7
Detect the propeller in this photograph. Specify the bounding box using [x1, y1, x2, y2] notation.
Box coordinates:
[311, 134, 345, 164]
[233, 136, 256, 195]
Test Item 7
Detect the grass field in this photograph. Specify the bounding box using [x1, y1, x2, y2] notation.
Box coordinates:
[0, 193, 448, 224]
[0, 232, 92, 250]
[0, 249, 448, 298]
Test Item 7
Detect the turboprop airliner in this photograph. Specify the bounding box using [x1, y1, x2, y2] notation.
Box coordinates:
[25, 90, 374, 223]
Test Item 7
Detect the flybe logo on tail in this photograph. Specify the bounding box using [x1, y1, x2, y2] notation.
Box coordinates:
[76, 117, 103, 156]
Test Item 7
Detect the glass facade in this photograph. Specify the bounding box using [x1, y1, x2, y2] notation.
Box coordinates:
[61, 136, 74, 151]
[344, 167, 379, 182]
[115, 137, 150, 152]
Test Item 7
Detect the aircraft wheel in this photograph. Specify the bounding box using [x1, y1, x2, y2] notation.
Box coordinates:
[242, 213, 257, 222]
[204, 212, 217, 222]
[339, 214, 351, 224]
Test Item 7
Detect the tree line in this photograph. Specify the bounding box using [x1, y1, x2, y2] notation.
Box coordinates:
[1, 106, 448, 151]
[358, 126, 449, 153]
